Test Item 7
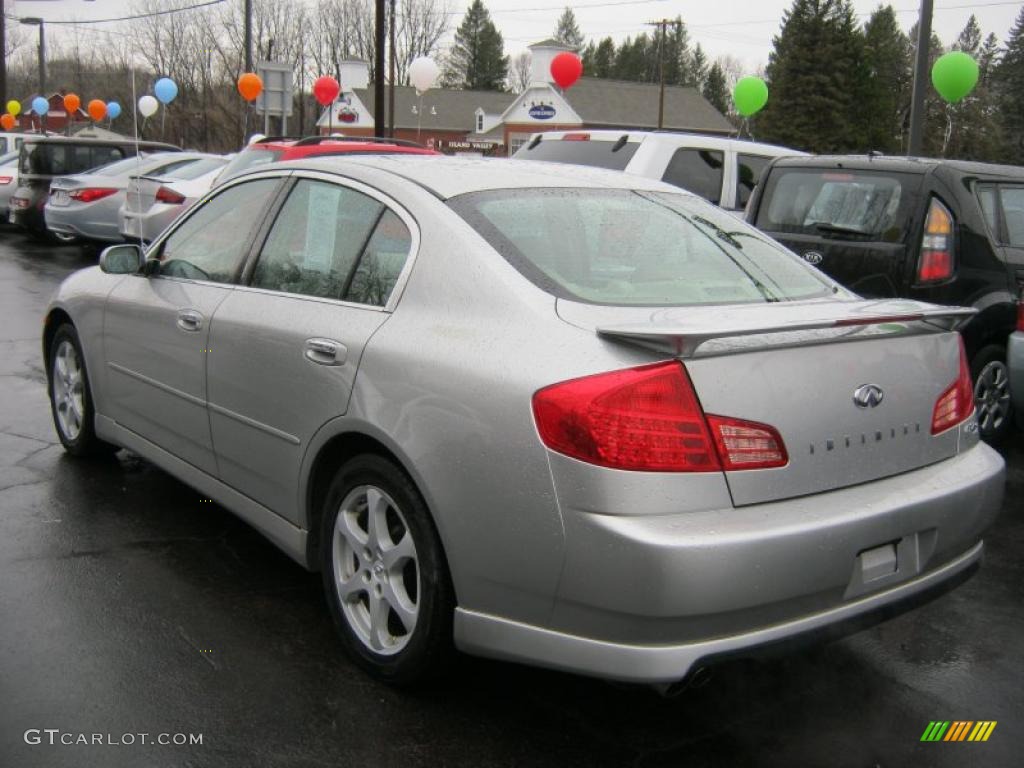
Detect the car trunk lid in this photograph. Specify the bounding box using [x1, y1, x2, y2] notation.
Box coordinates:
[124, 175, 163, 214]
[559, 298, 972, 506]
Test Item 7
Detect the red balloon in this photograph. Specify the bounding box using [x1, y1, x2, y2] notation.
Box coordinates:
[550, 52, 583, 90]
[313, 76, 341, 107]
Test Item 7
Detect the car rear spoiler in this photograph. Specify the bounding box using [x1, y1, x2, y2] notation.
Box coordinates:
[596, 303, 976, 357]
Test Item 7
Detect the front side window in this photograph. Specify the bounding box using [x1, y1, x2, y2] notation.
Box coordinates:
[156, 179, 279, 283]
[449, 187, 832, 306]
[661, 149, 725, 204]
[251, 179, 411, 306]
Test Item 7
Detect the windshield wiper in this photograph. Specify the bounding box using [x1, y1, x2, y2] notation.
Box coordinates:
[811, 222, 869, 238]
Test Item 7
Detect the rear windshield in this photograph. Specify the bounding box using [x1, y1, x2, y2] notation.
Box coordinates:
[92, 154, 157, 176]
[755, 169, 914, 240]
[217, 148, 283, 181]
[449, 188, 833, 306]
[166, 157, 227, 180]
[20, 143, 126, 177]
[513, 137, 640, 171]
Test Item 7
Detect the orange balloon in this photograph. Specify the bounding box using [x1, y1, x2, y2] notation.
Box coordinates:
[63, 93, 81, 113]
[87, 99, 107, 121]
[237, 72, 263, 102]
[0, 113, 14, 131]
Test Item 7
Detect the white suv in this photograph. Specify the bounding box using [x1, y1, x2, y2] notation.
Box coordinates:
[513, 130, 807, 213]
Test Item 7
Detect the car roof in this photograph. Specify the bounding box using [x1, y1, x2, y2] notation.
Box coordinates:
[261, 154, 683, 199]
[770, 154, 1024, 179]
[531, 129, 805, 156]
[20, 135, 180, 151]
[245, 136, 437, 158]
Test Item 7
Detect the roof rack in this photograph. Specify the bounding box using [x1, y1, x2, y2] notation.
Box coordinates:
[293, 135, 429, 149]
[254, 136, 301, 144]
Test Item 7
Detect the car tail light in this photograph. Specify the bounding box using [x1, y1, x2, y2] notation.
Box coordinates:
[532, 361, 789, 472]
[561, 133, 591, 141]
[916, 197, 955, 284]
[0, 175, 12, 185]
[69, 187, 118, 203]
[1017, 300, 1024, 332]
[931, 336, 974, 434]
[705, 415, 788, 470]
[155, 186, 185, 204]
[10, 197, 28, 209]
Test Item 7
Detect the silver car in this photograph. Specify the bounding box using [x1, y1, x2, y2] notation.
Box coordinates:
[119, 156, 228, 244]
[43, 157, 1005, 687]
[44, 153, 215, 244]
[0, 150, 20, 217]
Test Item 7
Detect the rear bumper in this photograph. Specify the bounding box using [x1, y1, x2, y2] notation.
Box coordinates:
[1009, 331, 1024, 429]
[45, 205, 122, 243]
[455, 443, 1004, 683]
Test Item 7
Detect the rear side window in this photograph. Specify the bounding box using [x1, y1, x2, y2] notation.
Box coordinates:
[661, 149, 725, 204]
[514, 137, 639, 171]
[20, 143, 125, 175]
[736, 154, 772, 209]
[999, 187, 1024, 247]
[755, 169, 912, 241]
[449, 187, 832, 307]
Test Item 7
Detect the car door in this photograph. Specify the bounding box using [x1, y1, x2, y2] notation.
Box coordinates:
[102, 177, 282, 475]
[206, 174, 417, 522]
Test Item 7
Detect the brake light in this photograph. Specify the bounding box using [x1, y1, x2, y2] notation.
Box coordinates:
[916, 198, 955, 283]
[1017, 301, 1024, 332]
[705, 415, 788, 470]
[155, 186, 185, 204]
[532, 361, 788, 472]
[0, 175, 12, 185]
[931, 336, 974, 434]
[69, 187, 118, 203]
[561, 133, 591, 141]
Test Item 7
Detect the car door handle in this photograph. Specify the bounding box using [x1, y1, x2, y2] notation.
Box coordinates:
[176, 309, 203, 332]
[304, 338, 347, 366]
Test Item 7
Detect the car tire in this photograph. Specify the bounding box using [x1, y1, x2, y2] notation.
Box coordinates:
[48, 324, 117, 457]
[320, 454, 455, 685]
[970, 344, 1013, 443]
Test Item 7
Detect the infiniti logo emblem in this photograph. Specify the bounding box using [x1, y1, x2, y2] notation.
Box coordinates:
[853, 384, 884, 408]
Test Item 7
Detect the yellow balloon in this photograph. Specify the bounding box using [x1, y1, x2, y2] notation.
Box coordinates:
[6, 100, 21, 118]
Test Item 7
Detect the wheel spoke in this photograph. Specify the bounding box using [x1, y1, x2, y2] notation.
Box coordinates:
[364, 487, 389, 550]
[367, 590, 390, 650]
[335, 574, 366, 602]
[335, 508, 368, 549]
[382, 531, 414, 569]
[382, 580, 417, 633]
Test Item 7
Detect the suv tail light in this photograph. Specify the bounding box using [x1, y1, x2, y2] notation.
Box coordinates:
[69, 187, 118, 203]
[916, 197, 955, 283]
[931, 336, 974, 434]
[155, 186, 185, 204]
[1017, 300, 1024, 332]
[0, 175, 12, 185]
[561, 133, 591, 141]
[532, 361, 787, 472]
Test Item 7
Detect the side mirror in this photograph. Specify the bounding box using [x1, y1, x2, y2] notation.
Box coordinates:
[98, 244, 145, 275]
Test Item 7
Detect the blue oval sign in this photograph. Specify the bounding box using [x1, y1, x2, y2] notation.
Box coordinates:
[528, 104, 556, 120]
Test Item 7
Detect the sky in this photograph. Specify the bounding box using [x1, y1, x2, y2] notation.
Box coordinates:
[7, 0, 1024, 72]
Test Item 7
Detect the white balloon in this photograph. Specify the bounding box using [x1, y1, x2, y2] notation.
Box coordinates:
[138, 95, 159, 118]
[408, 57, 440, 94]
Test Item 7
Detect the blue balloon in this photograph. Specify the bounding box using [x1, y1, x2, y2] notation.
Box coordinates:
[154, 77, 178, 105]
[106, 101, 122, 120]
[31, 96, 49, 116]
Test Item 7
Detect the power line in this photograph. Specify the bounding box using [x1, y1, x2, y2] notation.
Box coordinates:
[9, 0, 226, 26]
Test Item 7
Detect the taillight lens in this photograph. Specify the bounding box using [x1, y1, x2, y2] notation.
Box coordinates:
[532, 361, 788, 472]
[69, 187, 118, 203]
[0, 175, 12, 185]
[916, 197, 955, 283]
[931, 336, 974, 434]
[705, 415, 788, 470]
[561, 133, 591, 141]
[1016, 301, 1024, 332]
[155, 186, 185, 204]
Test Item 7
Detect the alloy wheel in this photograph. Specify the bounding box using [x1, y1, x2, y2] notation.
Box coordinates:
[52, 339, 85, 441]
[332, 485, 420, 656]
[974, 360, 1010, 436]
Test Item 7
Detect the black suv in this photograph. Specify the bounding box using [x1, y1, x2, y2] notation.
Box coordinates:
[747, 155, 1024, 441]
[9, 135, 179, 239]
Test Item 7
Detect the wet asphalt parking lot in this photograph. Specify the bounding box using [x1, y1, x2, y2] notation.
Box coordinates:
[0, 232, 1022, 768]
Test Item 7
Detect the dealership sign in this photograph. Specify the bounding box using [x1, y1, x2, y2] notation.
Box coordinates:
[528, 104, 556, 120]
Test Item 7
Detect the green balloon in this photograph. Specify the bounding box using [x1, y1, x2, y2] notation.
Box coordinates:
[931, 51, 979, 103]
[733, 76, 769, 117]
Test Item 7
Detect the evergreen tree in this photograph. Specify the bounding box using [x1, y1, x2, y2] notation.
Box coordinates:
[703, 61, 730, 117]
[907, 23, 947, 155]
[442, 0, 509, 91]
[861, 5, 911, 154]
[592, 37, 616, 79]
[954, 14, 982, 54]
[613, 35, 650, 81]
[688, 43, 709, 90]
[554, 7, 585, 51]
[995, 7, 1024, 163]
[946, 16, 1001, 160]
[757, 0, 868, 152]
[979, 32, 1001, 86]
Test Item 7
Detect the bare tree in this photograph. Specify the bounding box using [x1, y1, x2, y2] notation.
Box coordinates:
[510, 51, 531, 92]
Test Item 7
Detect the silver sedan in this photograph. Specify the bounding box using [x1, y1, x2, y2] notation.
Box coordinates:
[43, 156, 1005, 687]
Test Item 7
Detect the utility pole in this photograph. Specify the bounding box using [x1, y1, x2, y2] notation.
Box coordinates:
[907, 0, 934, 156]
[388, 0, 396, 138]
[244, 0, 253, 73]
[647, 19, 677, 130]
[374, 0, 385, 138]
[1, 1, 7, 110]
